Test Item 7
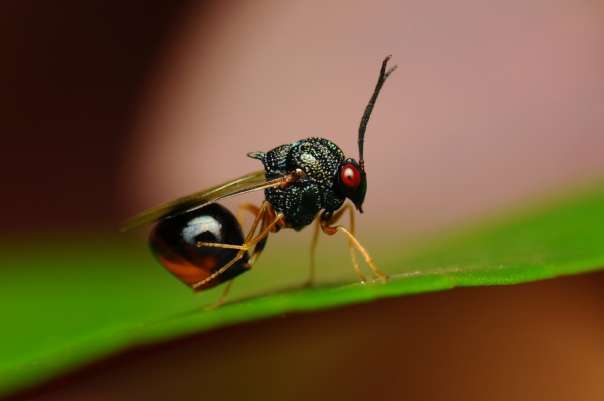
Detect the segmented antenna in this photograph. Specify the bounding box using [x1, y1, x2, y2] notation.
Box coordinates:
[358, 55, 397, 170]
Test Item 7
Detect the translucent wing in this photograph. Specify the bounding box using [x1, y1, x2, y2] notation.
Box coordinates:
[121, 170, 290, 231]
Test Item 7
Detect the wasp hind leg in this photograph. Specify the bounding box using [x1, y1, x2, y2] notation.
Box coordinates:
[320, 204, 387, 283]
[236, 202, 260, 227]
[196, 202, 283, 307]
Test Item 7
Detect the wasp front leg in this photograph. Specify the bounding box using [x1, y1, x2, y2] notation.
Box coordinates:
[308, 206, 367, 285]
[320, 204, 387, 283]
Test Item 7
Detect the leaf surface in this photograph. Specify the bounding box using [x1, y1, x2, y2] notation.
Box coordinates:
[2, 184, 604, 395]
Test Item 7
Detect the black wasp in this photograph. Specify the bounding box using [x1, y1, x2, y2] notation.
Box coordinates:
[122, 56, 396, 305]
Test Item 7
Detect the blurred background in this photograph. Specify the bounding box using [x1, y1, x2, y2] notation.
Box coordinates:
[4, 0, 604, 235]
[3, 0, 604, 400]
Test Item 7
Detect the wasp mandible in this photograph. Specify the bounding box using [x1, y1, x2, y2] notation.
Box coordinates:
[122, 56, 396, 305]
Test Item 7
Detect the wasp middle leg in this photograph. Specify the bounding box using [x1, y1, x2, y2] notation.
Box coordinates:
[304, 217, 321, 287]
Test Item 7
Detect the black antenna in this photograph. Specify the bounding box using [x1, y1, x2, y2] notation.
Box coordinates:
[358, 55, 397, 170]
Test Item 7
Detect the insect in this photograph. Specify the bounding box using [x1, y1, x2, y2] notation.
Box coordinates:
[122, 56, 396, 305]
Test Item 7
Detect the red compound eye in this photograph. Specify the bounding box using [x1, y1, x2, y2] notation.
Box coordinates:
[340, 163, 361, 188]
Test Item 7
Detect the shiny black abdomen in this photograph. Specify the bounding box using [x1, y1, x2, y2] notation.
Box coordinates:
[149, 203, 249, 291]
[249, 137, 346, 230]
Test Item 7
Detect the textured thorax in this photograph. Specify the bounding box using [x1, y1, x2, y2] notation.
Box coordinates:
[249, 137, 346, 230]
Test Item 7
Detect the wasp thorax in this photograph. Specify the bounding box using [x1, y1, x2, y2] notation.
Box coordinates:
[336, 158, 367, 213]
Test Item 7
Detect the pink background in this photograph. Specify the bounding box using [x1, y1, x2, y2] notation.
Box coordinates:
[122, 0, 604, 235]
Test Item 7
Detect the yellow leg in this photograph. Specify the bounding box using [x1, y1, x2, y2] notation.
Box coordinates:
[243, 201, 269, 243]
[321, 205, 387, 283]
[236, 202, 260, 227]
[327, 204, 366, 283]
[248, 207, 271, 265]
[194, 249, 246, 293]
[193, 208, 283, 290]
[194, 202, 268, 308]
[206, 211, 267, 309]
[208, 277, 235, 309]
[305, 217, 321, 287]
[248, 212, 284, 247]
[197, 202, 269, 251]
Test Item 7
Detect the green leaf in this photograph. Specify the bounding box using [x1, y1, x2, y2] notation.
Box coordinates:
[2, 183, 604, 396]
